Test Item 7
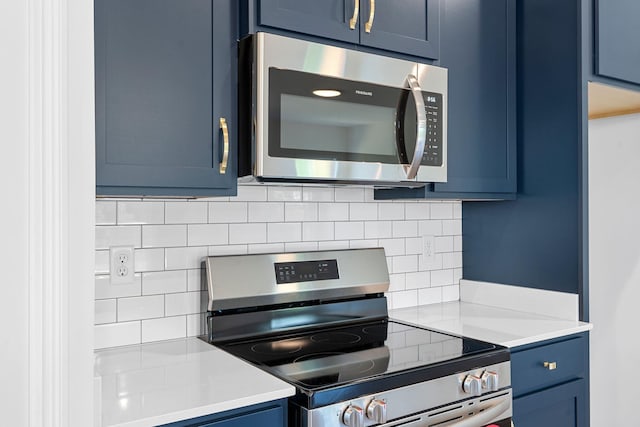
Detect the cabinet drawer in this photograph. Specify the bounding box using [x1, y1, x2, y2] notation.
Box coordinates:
[511, 335, 587, 397]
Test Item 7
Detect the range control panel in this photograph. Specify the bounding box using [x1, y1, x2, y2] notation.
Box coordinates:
[275, 259, 339, 284]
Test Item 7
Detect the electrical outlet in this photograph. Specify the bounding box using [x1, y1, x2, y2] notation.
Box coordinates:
[422, 235, 436, 267]
[110, 246, 135, 285]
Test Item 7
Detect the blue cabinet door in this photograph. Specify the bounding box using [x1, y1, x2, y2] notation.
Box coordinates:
[254, 0, 439, 59]
[374, 0, 516, 200]
[95, 0, 237, 197]
[359, 0, 439, 59]
[256, 0, 359, 44]
[161, 400, 286, 427]
[595, 0, 640, 86]
[513, 379, 587, 427]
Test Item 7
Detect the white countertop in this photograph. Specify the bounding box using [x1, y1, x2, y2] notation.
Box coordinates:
[390, 301, 592, 348]
[94, 338, 295, 427]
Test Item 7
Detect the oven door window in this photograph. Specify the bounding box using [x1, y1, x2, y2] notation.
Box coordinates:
[268, 68, 442, 166]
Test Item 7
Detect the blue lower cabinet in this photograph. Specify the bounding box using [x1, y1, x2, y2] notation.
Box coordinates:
[513, 379, 587, 427]
[511, 333, 589, 427]
[159, 399, 287, 427]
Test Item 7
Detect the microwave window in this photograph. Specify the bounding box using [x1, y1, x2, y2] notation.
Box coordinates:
[280, 94, 397, 157]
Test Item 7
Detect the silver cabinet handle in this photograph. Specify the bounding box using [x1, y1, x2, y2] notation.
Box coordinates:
[349, 0, 360, 29]
[365, 0, 375, 33]
[403, 74, 427, 180]
[219, 117, 229, 174]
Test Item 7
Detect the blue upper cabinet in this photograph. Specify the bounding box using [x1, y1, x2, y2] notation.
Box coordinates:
[95, 0, 237, 197]
[375, 0, 516, 200]
[595, 0, 640, 86]
[250, 0, 440, 60]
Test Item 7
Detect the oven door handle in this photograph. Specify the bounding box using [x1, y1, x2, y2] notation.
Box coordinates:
[445, 398, 510, 427]
[401, 74, 427, 180]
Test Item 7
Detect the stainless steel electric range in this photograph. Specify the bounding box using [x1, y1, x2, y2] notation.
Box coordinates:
[202, 248, 512, 427]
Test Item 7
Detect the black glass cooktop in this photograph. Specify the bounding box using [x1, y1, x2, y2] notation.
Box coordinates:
[216, 319, 498, 391]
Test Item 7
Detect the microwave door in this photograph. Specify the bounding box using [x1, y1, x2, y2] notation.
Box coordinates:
[395, 74, 428, 180]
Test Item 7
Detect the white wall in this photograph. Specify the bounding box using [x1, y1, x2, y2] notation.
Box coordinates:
[94, 187, 463, 349]
[589, 113, 640, 426]
[0, 1, 30, 424]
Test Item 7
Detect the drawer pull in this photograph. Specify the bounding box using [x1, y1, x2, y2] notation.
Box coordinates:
[543, 361, 557, 370]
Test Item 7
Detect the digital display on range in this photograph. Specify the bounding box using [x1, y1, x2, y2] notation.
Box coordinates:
[274, 259, 339, 284]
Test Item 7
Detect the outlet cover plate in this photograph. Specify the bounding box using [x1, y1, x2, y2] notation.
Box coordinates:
[110, 246, 135, 285]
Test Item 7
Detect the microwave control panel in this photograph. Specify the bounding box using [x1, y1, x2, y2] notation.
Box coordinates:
[421, 92, 443, 167]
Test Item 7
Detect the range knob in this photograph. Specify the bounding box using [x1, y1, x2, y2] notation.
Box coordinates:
[462, 374, 482, 396]
[481, 371, 499, 391]
[366, 399, 388, 424]
[342, 405, 364, 427]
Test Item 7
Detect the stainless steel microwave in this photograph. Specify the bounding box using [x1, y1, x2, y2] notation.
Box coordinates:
[238, 32, 448, 187]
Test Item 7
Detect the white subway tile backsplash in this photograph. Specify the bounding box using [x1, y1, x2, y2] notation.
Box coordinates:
[95, 250, 110, 275]
[389, 274, 406, 292]
[95, 299, 117, 325]
[379, 204, 404, 220]
[418, 220, 443, 236]
[442, 219, 462, 236]
[95, 321, 141, 349]
[165, 292, 206, 316]
[96, 201, 117, 225]
[134, 248, 165, 272]
[317, 240, 350, 251]
[392, 221, 418, 238]
[249, 202, 284, 222]
[165, 246, 208, 270]
[187, 313, 205, 337]
[268, 223, 302, 243]
[285, 241, 319, 252]
[141, 316, 186, 343]
[142, 270, 187, 295]
[187, 224, 228, 246]
[117, 202, 164, 225]
[335, 222, 364, 240]
[209, 202, 247, 223]
[302, 222, 334, 241]
[165, 202, 207, 224]
[94, 196, 463, 350]
[349, 239, 379, 249]
[95, 226, 141, 250]
[418, 287, 442, 306]
[406, 271, 430, 289]
[350, 203, 377, 221]
[267, 186, 302, 202]
[248, 243, 285, 254]
[435, 236, 454, 253]
[302, 187, 334, 202]
[335, 187, 365, 202]
[118, 295, 164, 321]
[186, 269, 204, 292]
[392, 255, 418, 273]
[143, 225, 187, 248]
[431, 269, 455, 286]
[405, 204, 430, 220]
[378, 238, 405, 257]
[95, 274, 142, 300]
[442, 285, 460, 302]
[208, 244, 248, 256]
[318, 203, 349, 221]
[235, 185, 267, 201]
[431, 202, 454, 219]
[285, 203, 318, 222]
[364, 221, 393, 239]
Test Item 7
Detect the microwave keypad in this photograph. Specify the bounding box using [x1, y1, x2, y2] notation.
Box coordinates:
[421, 92, 443, 167]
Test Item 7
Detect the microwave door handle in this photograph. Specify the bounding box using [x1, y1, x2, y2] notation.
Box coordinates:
[403, 74, 427, 180]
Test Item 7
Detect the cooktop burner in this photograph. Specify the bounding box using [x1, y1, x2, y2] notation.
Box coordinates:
[216, 319, 498, 391]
